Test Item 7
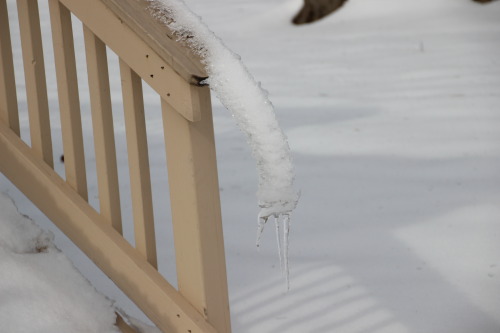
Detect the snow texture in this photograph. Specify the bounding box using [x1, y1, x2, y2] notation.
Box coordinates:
[0, 193, 120, 333]
[147, 0, 300, 219]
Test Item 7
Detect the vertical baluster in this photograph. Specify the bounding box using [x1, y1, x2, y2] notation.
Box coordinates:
[16, 0, 53, 167]
[119, 58, 157, 268]
[83, 26, 122, 233]
[0, 0, 20, 135]
[162, 88, 231, 333]
[48, 0, 87, 200]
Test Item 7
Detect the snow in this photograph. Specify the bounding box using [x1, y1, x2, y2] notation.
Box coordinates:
[0, 193, 160, 332]
[0, 193, 119, 333]
[1, 0, 500, 332]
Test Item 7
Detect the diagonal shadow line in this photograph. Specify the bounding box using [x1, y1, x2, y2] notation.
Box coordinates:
[233, 269, 348, 315]
[230, 259, 343, 305]
[236, 279, 368, 327]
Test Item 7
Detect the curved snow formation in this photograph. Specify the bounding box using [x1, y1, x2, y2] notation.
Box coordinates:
[147, 0, 299, 220]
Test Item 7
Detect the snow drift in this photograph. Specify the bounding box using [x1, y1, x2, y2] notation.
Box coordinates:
[0, 193, 120, 333]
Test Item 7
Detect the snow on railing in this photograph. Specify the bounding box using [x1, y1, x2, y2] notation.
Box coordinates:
[148, 0, 300, 288]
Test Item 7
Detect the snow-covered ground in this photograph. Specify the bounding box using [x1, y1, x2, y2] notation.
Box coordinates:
[0, 193, 120, 333]
[1, 0, 500, 332]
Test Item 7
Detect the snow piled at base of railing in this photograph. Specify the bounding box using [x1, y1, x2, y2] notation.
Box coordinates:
[0, 193, 158, 333]
[147, 0, 300, 287]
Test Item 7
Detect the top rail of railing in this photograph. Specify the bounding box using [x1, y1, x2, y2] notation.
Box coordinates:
[101, 0, 208, 84]
[58, 0, 207, 121]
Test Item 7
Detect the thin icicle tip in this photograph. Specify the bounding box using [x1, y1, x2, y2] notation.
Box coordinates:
[146, 0, 300, 220]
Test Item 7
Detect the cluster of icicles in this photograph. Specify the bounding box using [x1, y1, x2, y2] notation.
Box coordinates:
[148, 0, 299, 290]
[257, 214, 292, 288]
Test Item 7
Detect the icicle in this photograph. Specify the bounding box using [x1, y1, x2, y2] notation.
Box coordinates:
[283, 214, 291, 291]
[256, 215, 268, 248]
[274, 215, 283, 273]
[257, 213, 292, 290]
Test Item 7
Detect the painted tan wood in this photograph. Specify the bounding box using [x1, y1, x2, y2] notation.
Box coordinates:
[0, 120, 218, 333]
[0, 0, 20, 135]
[48, 0, 87, 200]
[58, 0, 201, 122]
[120, 59, 157, 268]
[17, 0, 53, 167]
[83, 26, 123, 233]
[100, 0, 206, 82]
[162, 94, 232, 333]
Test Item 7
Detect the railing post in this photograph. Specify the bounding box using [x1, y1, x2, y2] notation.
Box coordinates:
[162, 88, 232, 333]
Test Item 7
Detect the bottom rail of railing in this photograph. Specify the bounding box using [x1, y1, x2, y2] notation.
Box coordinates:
[0, 121, 218, 333]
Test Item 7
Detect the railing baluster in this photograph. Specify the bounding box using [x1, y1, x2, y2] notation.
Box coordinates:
[162, 90, 231, 333]
[16, 0, 53, 167]
[0, 0, 20, 135]
[120, 58, 157, 268]
[83, 26, 123, 233]
[48, 0, 87, 200]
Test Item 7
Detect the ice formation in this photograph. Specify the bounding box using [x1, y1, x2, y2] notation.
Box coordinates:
[148, 0, 299, 285]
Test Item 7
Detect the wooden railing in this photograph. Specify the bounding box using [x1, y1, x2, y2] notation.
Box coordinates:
[0, 0, 231, 332]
